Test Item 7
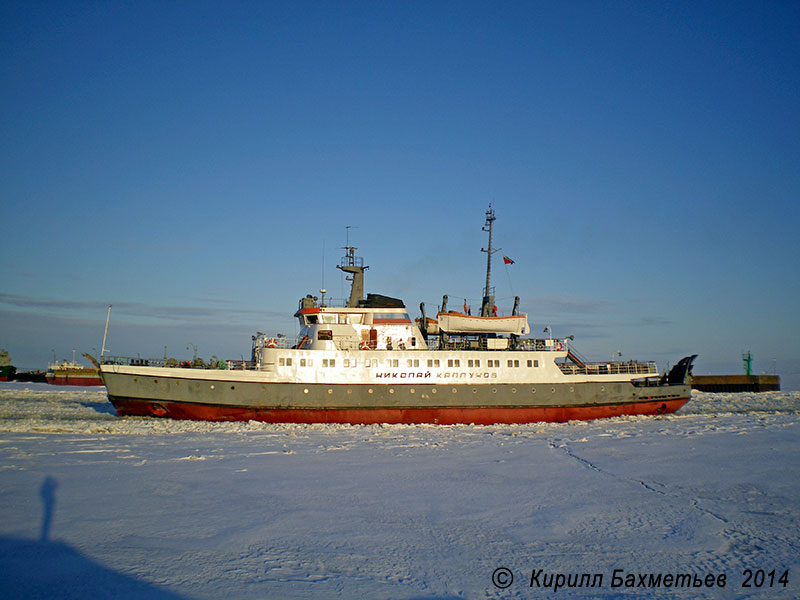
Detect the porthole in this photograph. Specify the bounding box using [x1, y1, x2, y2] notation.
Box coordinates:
[431, 388, 437, 394]
[409, 388, 415, 394]
[389, 388, 395, 394]
[347, 388, 353, 395]
[472, 388, 477, 394]
[531, 388, 536, 394]
[512, 388, 517, 394]
[231, 385, 235, 390]
[492, 388, 497, 394]
[303, 388, 309, 394]
[601, 386, 605, 392]
[210, 385, 215, 390]
[328, 388, 333, 394]
[569, 386, 574, 392]
[551, 387, 556, 393]
[452, 388, 458, 394]
[368, 388, 373, 394]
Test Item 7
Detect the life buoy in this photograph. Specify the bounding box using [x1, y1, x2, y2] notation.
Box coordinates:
[266, 338, 277, 348]
[360, 341, 370, 350]
[555, 342, 564, 351]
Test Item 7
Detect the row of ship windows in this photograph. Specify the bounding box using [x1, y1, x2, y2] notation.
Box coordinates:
[278, 357, 541, 368]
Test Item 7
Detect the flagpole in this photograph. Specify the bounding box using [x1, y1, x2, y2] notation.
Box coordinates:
[504, 263, 515, 296]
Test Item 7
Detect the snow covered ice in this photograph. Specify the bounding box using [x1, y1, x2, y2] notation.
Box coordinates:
[1, 383, 798, 599]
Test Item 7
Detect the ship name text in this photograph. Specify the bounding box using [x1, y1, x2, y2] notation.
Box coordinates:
[374, 371, 499, 379]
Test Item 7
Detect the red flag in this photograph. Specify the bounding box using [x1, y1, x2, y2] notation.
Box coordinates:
[503, 255, 514, 265]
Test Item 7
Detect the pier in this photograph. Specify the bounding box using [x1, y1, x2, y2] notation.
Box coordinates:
[691, 375, 780, 393]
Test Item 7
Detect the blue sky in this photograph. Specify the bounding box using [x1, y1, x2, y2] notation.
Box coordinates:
[2, 1, 799, 387]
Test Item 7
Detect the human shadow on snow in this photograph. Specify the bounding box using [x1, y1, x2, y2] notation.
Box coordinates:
[0, 475, 187, 600]
[0, 536, 188, 599]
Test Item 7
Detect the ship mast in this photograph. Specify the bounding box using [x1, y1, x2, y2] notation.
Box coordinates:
[338, 246, 368, 308]
[480, 204, 500, 317]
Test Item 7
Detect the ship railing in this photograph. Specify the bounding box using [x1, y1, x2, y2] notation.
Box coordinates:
[295, 297, 350, 311]
[101, 356, 169, 368]
[253, 335, 294, 350]
[334, 339, 368, 351]
[318, 298, 349, 308]
[101, 355, 257, 370]
[425, 337, 569, 351]
[515, 338, 567, 352]
[226, 360, 257, 370]
[255, 333, 386, 351]
[557, 361, 658, 376]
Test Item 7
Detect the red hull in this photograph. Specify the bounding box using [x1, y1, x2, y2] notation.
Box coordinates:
[46, 375, 104, 386]
[110, 397, 690, 425]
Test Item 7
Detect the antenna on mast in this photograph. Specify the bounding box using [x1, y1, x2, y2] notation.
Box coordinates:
[345, 224, 359, 247]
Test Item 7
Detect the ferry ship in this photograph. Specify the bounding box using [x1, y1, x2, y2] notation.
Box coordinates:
[96, 207, 695, 424]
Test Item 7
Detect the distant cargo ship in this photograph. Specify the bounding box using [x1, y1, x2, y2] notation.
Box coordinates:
[46, 360, 104, 386]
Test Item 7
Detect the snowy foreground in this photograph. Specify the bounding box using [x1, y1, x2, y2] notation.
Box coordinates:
[1, 384, 798, 599]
